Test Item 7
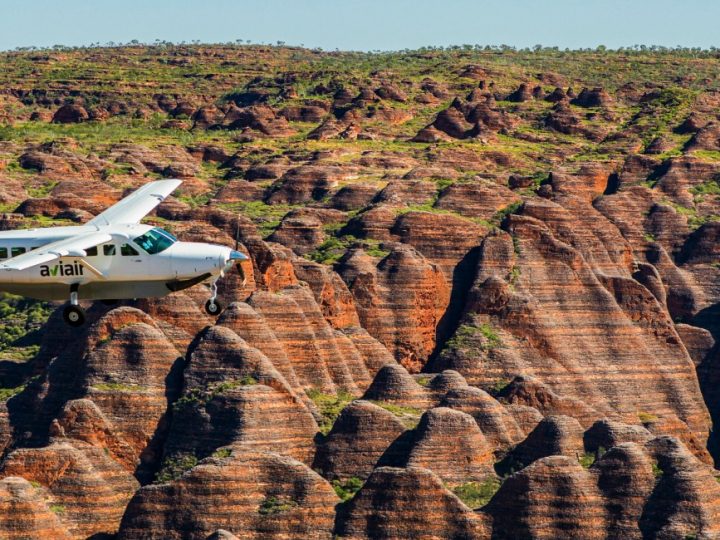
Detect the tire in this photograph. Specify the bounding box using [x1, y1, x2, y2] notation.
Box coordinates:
[205, 299, 222, 316]
[63, 305, 86, 327]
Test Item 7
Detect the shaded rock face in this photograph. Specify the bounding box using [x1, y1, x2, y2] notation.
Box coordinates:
[118, 447, 338, 540]
[435, 210, 712, 463]
[163, 325, 318, 465]
[571, 87, 612, 107]
[594, 443, 656, 540]
[486, 456, 606, 539]
[77, 310, 183, 477]
[335, 466, 488, 539]
[5, 308, 182, 481]
[362, 363, 433, 408]
[435, 180, 521, 221]
[502, 415, 585, 471]
[338, 245, 450, 372]
[223, 104, 295, 136]
[313, 400, 406, 480]
[267, 165, 346, 205]
[403, 407, 495, 485]
[639, 436, 720, 539]
[440, 385, 526, 453]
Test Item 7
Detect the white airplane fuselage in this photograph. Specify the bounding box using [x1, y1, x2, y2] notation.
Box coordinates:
[0, 223, 238, 301]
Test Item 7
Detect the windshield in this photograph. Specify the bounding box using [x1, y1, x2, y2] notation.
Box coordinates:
[133, 227, 177, 254]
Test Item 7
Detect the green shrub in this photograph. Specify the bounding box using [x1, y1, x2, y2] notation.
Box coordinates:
[26, 180, 58, 198]
[155, 454, 199, 483]
[307, 235, 362, 265]
[332, 476, 363, 501]
[364, 243, 391, 259]
[0, 293, 52, 361]
[689, 179, 720, 198]
[493, 201, 523, 223]
[638, 411, 659, 425]
[306, 388, 354, 435]
[49, 504, 66, 515]
[369, 401, 422, 428]
[488, 378, 512, 395]
[478, 323, 503, 351]
[219, 200, 295, 238]
[212, 448, 232, 459]
[0, 384, 26, 401]
[258, 495, 298, 515]
[91, 382, 145, 392]
[579, 452, 596, 469]
[173, 377, 259, 411]
[508, 265, 521, 285]
[512, 235, 522, 255]
[452, 478, 501, 509]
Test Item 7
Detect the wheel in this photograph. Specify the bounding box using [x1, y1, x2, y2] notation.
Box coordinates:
[63, 305, 86, 327]
[204, 299, 222, 316]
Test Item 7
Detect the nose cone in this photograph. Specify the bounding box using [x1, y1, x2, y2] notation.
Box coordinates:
[229, 250, 249, 261]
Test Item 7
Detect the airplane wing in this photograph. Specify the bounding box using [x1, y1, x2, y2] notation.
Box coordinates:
[0, 231, 113, 271]
[86, 179, 182, 227]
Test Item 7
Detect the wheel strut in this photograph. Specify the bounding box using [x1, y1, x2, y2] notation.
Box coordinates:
[70, 283, 79, 306]
[204, 280, 222, 316]
[64, 284, 85, 327]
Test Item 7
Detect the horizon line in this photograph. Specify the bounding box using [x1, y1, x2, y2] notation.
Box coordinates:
[2, 41, 720, 55]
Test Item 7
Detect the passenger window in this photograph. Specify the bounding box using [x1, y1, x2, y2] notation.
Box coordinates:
[11, 247, 26, 257]
[121, 244, 139, 256]
[85, 246, 98, 257]
[103, 244, 116, 256]
[0, 248, 7, 259]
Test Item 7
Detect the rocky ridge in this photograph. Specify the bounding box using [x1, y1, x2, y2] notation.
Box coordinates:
[0, 44, 720, 539]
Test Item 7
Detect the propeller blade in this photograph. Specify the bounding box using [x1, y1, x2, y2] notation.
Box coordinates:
[237, 261, 246, 287]
[234, 215, 241, 251]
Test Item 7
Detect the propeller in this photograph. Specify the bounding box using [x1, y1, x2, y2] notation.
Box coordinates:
[233, 215, 247, 287]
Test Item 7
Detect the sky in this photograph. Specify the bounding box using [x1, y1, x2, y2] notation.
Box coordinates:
[2, 0, 719, 52]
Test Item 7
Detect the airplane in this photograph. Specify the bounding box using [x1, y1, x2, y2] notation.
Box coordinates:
[0, 179, 248, 327]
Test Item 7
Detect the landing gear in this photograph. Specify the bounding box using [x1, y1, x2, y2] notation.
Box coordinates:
[63, 284, 86, 327]
[204, 280, 222, 316]
[205, 299, 222, 316]
[63, 305, 86, 327]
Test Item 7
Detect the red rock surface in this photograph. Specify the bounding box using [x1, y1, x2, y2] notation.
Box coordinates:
[118, 447, 338, 540]
[313, 400, 406, 480]
[0, 477, 72, 539]
[1, 440, 138, 538]
[336, 466, 489, 539]
[404, 407, 496, 485]
[163, 325, 318, 464]
[485, 455, 606, 539]
[339, 245, 450, 371]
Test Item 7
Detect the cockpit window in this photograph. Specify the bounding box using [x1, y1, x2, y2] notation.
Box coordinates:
[133, 227, 177, 255]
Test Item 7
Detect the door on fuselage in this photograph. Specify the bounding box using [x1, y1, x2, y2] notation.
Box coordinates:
[83, 241, 147, 281]
[84, 228, 177, 282]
